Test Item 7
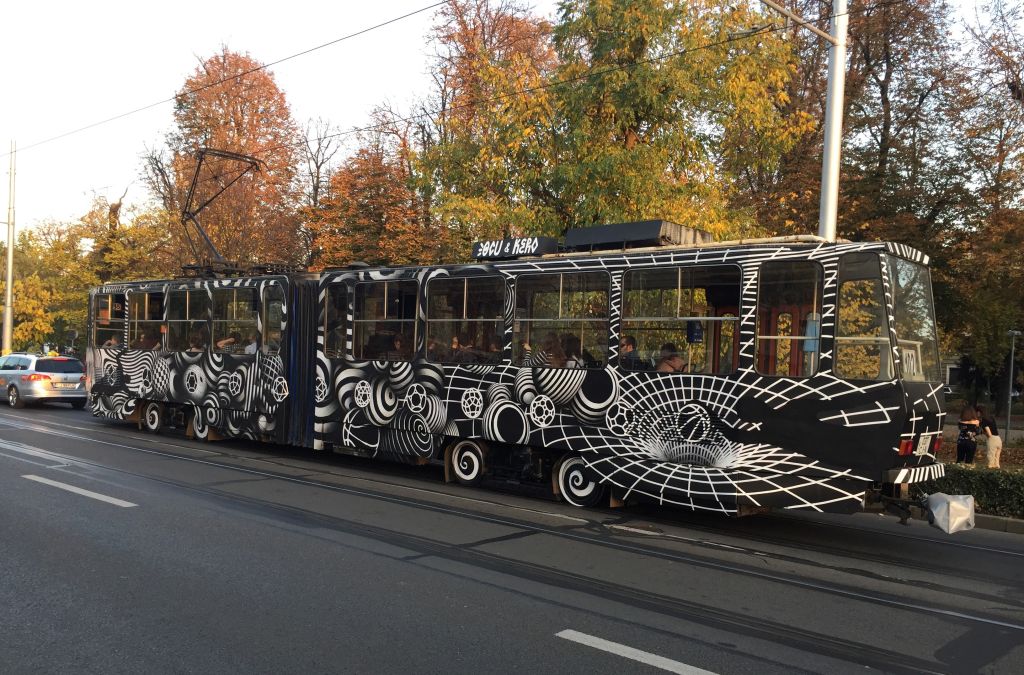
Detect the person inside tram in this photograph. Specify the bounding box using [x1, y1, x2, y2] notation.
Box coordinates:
[133, 327, 162, 350]
[102, 333, 122, 349]
[188, 332, 207, 352]
[243, 331, 260, 355]
[388, 333, 411, 360]
[451, 333, 480, 364]
[563, 335, 584, 368]
[656, 343, 685, 373]
[523, 332, 566, 368]
[216, 331, 242, 352]
[619, 335, 648, 370]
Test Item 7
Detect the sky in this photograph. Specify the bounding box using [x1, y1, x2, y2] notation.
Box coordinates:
[0, 0, 555, 232]
[0, 0, 978, 234]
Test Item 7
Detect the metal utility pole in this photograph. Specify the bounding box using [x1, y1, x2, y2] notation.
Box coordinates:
[1008, 330, 1021, 444]
[3, 140, 14, 355]
[759, 0, 848, 242]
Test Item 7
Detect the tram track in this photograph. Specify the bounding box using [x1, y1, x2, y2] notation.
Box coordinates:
[0, 427, 970, 674]
[4, 407, 1022, 569]
[2, 407, 1022, 637]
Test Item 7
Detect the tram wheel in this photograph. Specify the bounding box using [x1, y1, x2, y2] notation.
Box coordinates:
[142, 401, 164, 434]
[451, 440, 486, 486]
[557, 455, 606, 508]
[189, 408, 210, 441]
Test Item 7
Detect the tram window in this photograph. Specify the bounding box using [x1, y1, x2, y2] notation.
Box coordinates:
[166, 289, 211, 352]
[513, 272, 608, 368]
[262, 284, 285, 355]
[354, 280, 417, 361]
[621, 266, 740, 373]
[427, 276, 504, 364]
[836, 253, 892, 381]
[756, 261, 822, 377]
[212, 288, 259, 354]
[128, 292, 165, 350]
[324, 284, 347, 358]
[93, 293, 126, 348]
[887, 255, 941, 382]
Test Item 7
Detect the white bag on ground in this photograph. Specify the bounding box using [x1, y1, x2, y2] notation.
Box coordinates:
[925, 493, 975, 534]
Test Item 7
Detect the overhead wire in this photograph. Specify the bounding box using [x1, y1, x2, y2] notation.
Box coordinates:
[2, 1, 448, 157]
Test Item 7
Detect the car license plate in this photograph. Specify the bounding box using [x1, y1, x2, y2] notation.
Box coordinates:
[54, 383, 76, 389]
[914, 435, 932, 455]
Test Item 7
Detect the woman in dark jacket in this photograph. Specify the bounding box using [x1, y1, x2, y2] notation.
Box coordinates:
[956, 405, 981, 464]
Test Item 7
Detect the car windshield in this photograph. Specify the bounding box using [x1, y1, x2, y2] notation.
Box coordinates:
[36, 359, 84, 374]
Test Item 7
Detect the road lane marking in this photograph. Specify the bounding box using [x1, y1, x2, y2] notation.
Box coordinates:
[5, 413, 1024, 632]
[22, 475, 137, 508]
[556, 629, 717, 674]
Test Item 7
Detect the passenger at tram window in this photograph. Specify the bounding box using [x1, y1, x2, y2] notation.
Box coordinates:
[452, 333, 480, 364]
[524, 332, 566, 368]
[216, 331, 242, 352]
[102, 333, 122, 349]
[135, 327, 161, 350]
[243, 331, 259, 355]
[656, 343, 685, 373]
[188, 332, 206, 352]
[387, 334, 411, 360]
[563, 335, 584, 368]
[619, 335, 648, 370]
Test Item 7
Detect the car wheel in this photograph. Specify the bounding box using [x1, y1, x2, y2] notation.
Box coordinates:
[8, 386, 24, 409]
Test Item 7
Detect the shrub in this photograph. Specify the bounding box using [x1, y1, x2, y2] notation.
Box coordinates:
[913, 464, 1024, 519]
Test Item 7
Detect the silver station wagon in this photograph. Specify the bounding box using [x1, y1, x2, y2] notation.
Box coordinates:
[0, 353, 87, 409]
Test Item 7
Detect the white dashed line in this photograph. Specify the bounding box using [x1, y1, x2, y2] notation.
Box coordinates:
[556, 629, 717, 674]
[22, 475, 137, 508]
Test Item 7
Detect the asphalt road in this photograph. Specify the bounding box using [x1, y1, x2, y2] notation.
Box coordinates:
[1, 405, 1022, 674]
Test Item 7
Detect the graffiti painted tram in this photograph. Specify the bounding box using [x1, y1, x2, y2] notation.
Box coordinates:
[88, 220, 947, 516]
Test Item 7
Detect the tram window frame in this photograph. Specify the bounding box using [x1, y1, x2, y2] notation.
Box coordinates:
[93, 292, 127, 349]
[324, 283, 347, 359]
[212, 287, 259, 355]
[835, 253, 893, 381]
[513, 271, 609, 369]
[353, 280, 418, 361]
[621, 265, 741, 374]
[127, 291, 165, 350]
[426, 276, 505, 365]
[755, 260, 823, 377]
[261, 283, 285, 356]
[166, 289, 211, 352]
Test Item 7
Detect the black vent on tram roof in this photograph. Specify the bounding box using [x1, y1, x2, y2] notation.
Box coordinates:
[564, 220, 714, 252]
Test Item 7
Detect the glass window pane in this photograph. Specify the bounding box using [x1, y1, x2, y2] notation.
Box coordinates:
[888, 256, 940, 382]
[263, 284, 285, 354]
[836, 253, 892, 381]
[513, 272, 608, 368]
[427, 276, 504, 364]
[756, 261, 822, 377]
[354, 281, 417, 361]
[325, 284, 347, 359]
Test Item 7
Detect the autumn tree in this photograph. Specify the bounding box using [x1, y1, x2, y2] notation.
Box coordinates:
[418, 0, 559, 255]
[308, 130, 429, 269]
[143, 47, 303, 266]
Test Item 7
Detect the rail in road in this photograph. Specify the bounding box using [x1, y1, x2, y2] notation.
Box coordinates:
[1, 405, 1022, 674]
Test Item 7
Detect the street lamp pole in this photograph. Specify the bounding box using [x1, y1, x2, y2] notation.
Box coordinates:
[758, 0, 848, 243]
[3, 140, 14, 355]
[1008, 330, 1021, 444]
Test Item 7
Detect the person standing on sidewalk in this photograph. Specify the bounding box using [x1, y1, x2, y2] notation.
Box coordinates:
[976, 405, 1003, 469]
[957, 405, 981, 464]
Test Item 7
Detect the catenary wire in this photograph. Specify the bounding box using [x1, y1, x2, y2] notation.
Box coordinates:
[1, 1, 448, 157]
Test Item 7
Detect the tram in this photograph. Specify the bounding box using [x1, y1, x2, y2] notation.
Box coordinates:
[87, 220, 946, 516]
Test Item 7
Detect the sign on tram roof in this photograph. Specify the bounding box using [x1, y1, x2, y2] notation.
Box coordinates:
[564, 220, 714, 251]
[472, 236, 559, 260]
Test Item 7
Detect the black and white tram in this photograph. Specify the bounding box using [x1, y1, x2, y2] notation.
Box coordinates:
[87, 220, 947, 516]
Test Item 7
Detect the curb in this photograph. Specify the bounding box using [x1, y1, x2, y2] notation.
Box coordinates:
[909, 506, 1024, 534]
